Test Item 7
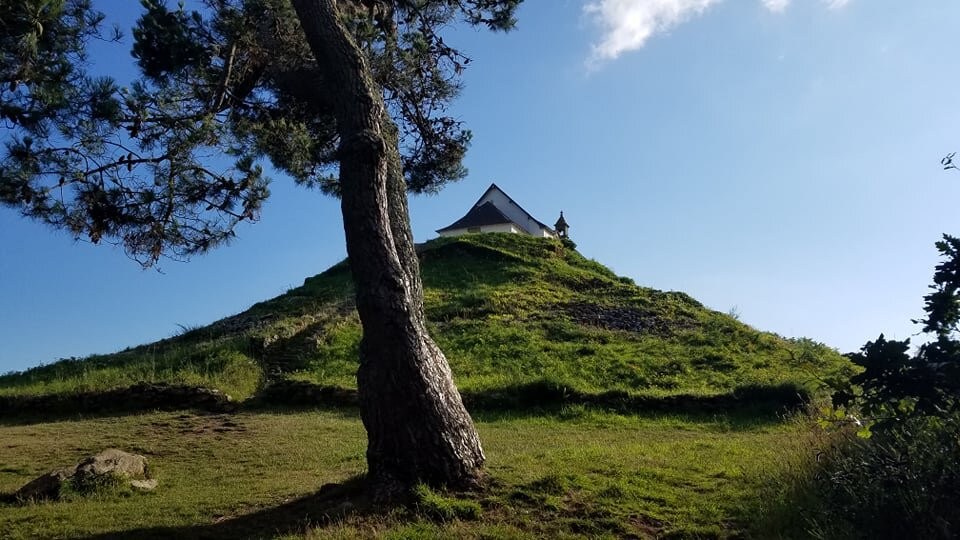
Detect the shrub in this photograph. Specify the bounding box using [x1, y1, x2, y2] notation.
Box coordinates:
[811, 416, 960, 539]
[762, 415, 960, 539]
[761, 235, 960, 538]
[833, 234, 960, 433]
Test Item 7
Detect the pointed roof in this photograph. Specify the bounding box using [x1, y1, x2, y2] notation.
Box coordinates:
[436, 201, 520, 232]
[436, 183, 554, 234]
[554, 211, 568, 229]
[483, 183, 553, 232]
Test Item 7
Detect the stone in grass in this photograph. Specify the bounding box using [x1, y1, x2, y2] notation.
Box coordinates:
[15, 449, 156, 502]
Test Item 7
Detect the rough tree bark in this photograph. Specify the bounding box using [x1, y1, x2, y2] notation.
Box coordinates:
[289, 0, 485, 497]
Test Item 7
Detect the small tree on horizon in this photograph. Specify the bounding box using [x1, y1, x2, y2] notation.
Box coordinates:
[0, 0, 523, 498]
[834, 233, 960, 432]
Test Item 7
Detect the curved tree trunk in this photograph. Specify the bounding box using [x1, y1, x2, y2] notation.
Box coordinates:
[290, 0, 484, 498]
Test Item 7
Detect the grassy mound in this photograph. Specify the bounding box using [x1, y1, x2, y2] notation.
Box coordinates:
[0, 233, 859, 538]
[0, 233, 849, 406]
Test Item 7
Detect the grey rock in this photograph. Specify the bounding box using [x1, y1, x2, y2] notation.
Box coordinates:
[15, 449, 156, 502]
[75, 448, 148, 480]
[129, 478, 158, 491]
[14, 465, 78, 501]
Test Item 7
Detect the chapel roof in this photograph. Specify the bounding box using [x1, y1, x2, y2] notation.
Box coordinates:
[554, 211, 568, 229]
[436, 201, 519, 232]
[436, 184, 554, 234]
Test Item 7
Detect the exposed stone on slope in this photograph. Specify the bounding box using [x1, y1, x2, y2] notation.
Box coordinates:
[562, 302, 697, 336]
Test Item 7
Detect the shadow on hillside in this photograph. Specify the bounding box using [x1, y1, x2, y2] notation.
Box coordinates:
[1, 379, 809, 427]
[75, 476, 375, 540]
[464, 383, 809, 428]
[260, 379, 810, 424]
[0, 383, 236, 426]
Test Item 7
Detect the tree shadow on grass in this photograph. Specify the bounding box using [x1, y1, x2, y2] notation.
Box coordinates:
[75, 476, 377, 540]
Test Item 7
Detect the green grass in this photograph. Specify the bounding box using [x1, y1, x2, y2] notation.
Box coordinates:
[0, 233, 855, 537]
[750, 414, 960, 539]
[0, 407, 801, 539]
[0, 345, 262, 401]
[0, 233, 851, 405]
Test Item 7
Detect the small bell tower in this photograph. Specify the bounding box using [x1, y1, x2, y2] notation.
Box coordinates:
[554, 211, 569, 239]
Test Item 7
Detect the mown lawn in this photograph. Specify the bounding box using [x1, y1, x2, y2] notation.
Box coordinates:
[0, 406, 799, 539]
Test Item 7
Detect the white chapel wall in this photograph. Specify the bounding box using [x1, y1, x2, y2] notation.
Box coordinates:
[438, 223, 521, 238]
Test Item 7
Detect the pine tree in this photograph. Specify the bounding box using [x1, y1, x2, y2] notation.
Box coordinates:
[1, 0, 522, 497]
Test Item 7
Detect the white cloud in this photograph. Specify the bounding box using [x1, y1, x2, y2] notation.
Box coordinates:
[584, 0, 722, 65]
[585, 0, 853, 65]
[822, 0, 851, 9]
[762, 0, 791, 12]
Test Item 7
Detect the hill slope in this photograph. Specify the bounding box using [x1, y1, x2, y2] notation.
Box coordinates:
[0, 233, 848, 405]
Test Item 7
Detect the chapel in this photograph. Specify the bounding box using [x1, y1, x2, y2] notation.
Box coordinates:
[436, 184, 568, 240]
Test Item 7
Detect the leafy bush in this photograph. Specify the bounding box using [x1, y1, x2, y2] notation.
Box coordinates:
[834, 234, 960, 432]
[754, 413, 960, 539]
[807, 416, 960, 539]
[763, 235, 960, 538]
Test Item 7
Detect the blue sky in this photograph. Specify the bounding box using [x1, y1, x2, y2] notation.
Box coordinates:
[2, 0, 959, 373]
